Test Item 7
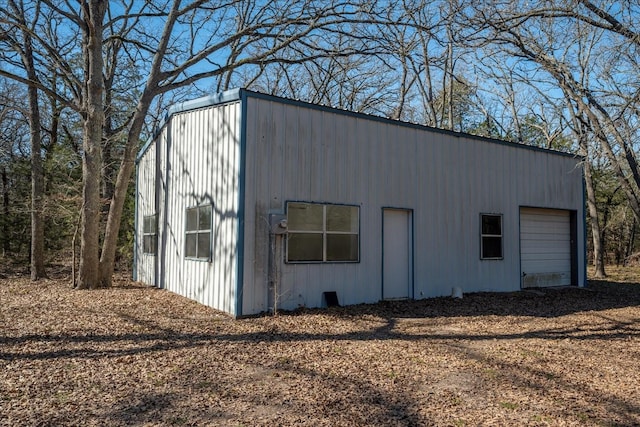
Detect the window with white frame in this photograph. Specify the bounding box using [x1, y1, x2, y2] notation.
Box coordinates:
[286, 202, 359, 262]
[185, 205, 212, 259]
[143, 214, 157, 255]
[481, 214, 503, 259]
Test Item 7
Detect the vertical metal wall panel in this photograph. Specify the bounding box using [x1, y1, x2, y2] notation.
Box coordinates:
[139, 101, 242, 316]
[135, 136, 157, 285]
[241, 96, 584, 314]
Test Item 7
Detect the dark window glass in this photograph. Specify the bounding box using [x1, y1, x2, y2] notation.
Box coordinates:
[185, 233, 197, 258]
[287, 233, 323, 262]
[482, 215, 501, 235]
[288, 203, 323, 231]
[199, 206, 211, 230]
[286, 202, 359, 263]
[197, 232, 210, 259]
[481, 214, 502, 259]
[327, 205, 358, 232]
[326, 234, 359, 261]
[482, 236, 502, 258]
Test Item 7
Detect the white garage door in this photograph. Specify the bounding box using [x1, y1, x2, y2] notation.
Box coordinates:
[520, 208, 572, 288]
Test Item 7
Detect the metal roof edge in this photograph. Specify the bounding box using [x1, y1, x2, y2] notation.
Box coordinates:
[136, 87, 582, 163]
[136, 88, 244, 163]
[166, 87, 243, 116]
[240, 89, 582, 161]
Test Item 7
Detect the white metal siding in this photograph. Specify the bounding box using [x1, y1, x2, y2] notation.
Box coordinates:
[138, 90, 585, 316]
[241, 97, 585, 314]
[138, 101, 242, 316]
[520, 208, 572, 287]
[135, 137, 157, 286]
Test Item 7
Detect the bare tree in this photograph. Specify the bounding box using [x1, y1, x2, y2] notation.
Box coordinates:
[3, 0, 384, 287]
[4, 0, 636, 284]
[97, 0, 388, 287]
[566, 99, 607, 276]
[0, 79, 32, 259]
[2, 0, 46, 279]
[462, 0, 640, 271]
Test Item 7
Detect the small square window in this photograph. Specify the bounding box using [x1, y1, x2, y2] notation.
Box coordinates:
[481, 214, 503, 259]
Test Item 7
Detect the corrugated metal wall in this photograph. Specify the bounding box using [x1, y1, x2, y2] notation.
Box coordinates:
[137, 101, 242, 316]
[137, 91, 584, 317]
[135, 136, 157, 286]
[241, 96, 585, 314]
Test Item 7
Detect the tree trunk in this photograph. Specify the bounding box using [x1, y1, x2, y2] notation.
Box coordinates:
[583, 159, 606, 277]
[102, 83, 115, 205]
[625, 216, 636, 266]
[97, 0, 178, 287]
[97, 153, 132, 286]
[28, 84, 46, 281]
[77, 0, 107, 290]
[1, 166, 9, 256]
[601, 192, 614, 266]
[99, 97, 149, 287]
[568, 96, 605, 277]
[19, 13, 46, 281]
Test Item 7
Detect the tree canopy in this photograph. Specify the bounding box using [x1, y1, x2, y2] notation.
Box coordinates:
[0, 0, 638, 280]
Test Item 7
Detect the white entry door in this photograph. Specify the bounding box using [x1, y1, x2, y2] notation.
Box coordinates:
[383, 209, 413, 299]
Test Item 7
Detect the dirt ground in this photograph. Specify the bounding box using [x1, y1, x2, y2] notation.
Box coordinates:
[1, 267, 639, 426]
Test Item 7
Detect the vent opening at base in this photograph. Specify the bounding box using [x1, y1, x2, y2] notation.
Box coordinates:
[323, 291, 340, 307]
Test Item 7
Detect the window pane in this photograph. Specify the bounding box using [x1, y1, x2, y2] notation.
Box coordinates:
[287, 233, 323, 261]
[327, 205, 358, 232]
[326, 234, 359, 261]
[197, 232, 210, 259]
[199, 206, 211, 231]
[185, 233, 197, 257]
[482, 236, 502, 258]
[186, 208, 198, 231]
[288, 203, 323, 231]
[144, 235, 157, 255]
[143, 215, 156, 234]
[482, 215, 502, 235]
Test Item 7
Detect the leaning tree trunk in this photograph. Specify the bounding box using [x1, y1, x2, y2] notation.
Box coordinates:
[98, 3, 176, 287]
[77, 0, 107, 290]
[99, 96, 150, 287]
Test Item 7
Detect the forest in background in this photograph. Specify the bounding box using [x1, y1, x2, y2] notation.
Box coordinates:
[0, 0, 638, 283]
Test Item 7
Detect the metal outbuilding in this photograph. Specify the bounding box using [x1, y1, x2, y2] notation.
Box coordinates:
[134, 88, 586, 317]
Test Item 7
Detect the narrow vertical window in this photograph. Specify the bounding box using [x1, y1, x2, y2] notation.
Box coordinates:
[185, 205, 212, 260]
[481, 214, 503, 259]
[143, 214, 157, 255]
